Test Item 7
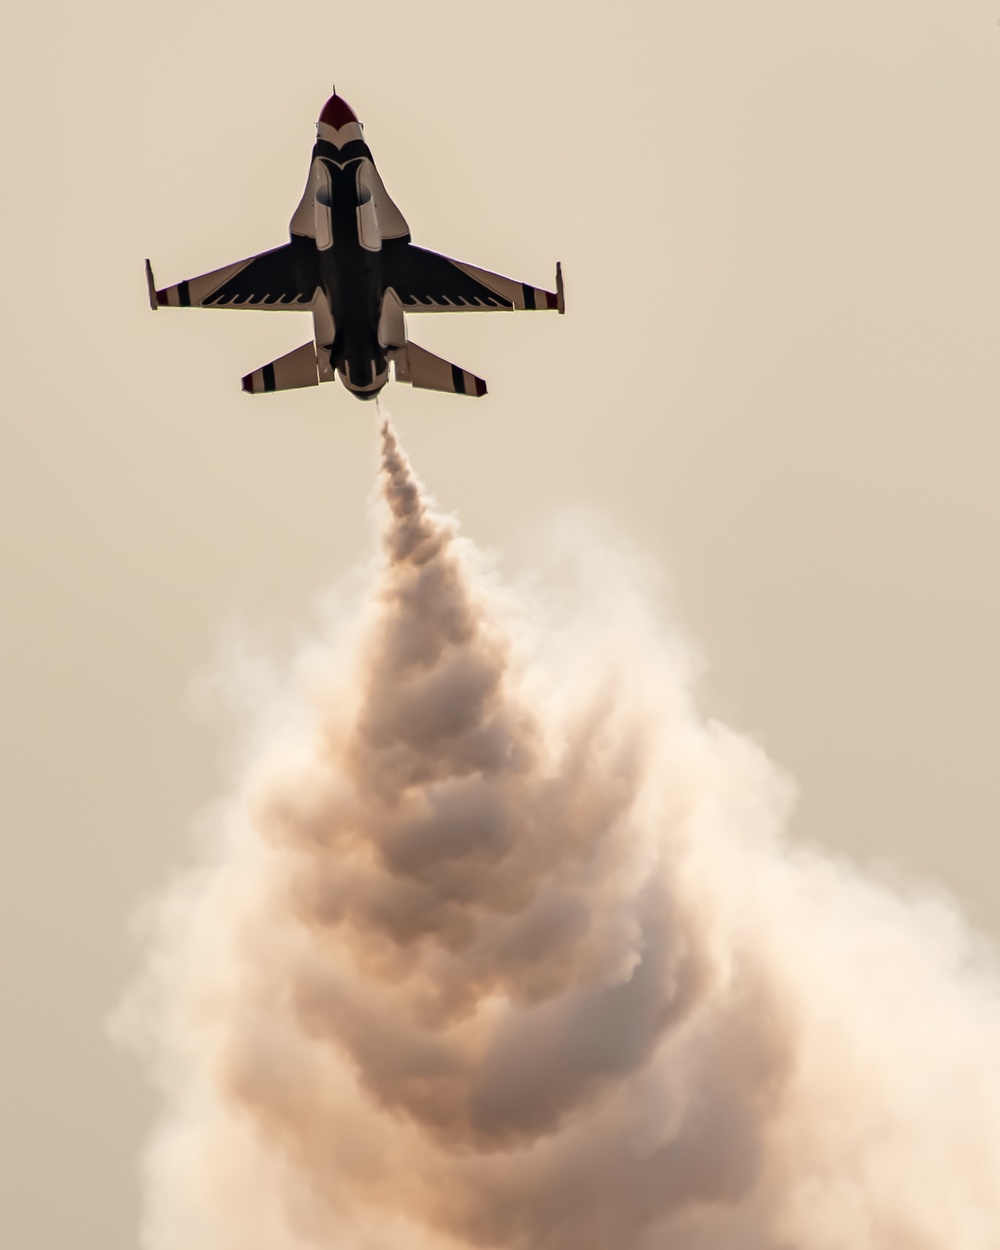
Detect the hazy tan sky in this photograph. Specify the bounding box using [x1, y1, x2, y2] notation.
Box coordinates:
[3, 2, 1000, 1247]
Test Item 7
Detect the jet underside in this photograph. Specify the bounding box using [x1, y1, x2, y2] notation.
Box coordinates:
[147, 93, 564, 401]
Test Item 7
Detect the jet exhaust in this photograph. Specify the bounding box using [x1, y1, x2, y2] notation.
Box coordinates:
[117, 423, 1000, 1250]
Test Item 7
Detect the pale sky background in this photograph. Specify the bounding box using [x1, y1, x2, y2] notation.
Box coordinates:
[2, 2, 1000, 1247]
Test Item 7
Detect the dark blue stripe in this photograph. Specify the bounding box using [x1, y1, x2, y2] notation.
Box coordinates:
[451, 364, 466, 394]
[521, 282, 536, 310]
[262, 362, 276, 393]
[313, 139, 373, 166]
[178, 280, 191, 307]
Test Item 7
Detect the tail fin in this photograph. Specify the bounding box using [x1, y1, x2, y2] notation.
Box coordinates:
[241, 341, 322, 394]
[392, 341, 487, 397]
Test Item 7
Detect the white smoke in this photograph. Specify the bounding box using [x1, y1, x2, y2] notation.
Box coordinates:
[116, 423, 1000, 1250]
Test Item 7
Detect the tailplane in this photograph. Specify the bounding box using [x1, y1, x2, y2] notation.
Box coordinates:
[242, 341, 322, 394]
[391, 341, 487, 397]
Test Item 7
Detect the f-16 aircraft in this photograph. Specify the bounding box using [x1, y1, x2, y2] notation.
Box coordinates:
[146, 91, 564, 400]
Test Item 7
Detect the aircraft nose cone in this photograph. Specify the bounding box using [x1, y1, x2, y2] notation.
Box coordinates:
[318, 94, 358, 129]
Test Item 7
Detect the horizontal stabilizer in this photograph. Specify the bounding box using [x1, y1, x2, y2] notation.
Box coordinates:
[242, 341, 322, 394]
[392, 341, 487, 397]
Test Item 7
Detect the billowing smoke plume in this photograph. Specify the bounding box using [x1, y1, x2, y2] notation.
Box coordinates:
[118, 424, 1000, 1250]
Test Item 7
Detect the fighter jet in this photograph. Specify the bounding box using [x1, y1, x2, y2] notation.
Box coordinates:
[146, 91, 564, 400]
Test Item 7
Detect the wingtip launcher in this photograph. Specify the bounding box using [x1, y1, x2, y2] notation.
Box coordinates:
[145, 259, 158, 312]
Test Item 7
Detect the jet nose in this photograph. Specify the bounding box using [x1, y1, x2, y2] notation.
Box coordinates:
[318, 93, 358, 129]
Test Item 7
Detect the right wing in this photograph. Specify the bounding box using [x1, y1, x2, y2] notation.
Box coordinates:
[382, 243, 564, 314]
[150, 239, 319, 311]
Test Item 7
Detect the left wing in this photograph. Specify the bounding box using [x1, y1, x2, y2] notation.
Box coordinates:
[382, 243, 564, 314]
[149, 239, 319, 311]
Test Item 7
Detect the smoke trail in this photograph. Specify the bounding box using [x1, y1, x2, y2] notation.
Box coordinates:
[118, 423, 1000, 1250]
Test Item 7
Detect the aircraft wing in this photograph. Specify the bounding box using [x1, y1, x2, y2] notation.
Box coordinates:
[149, 239, 319, 310]
[382, 243, 564, 314]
